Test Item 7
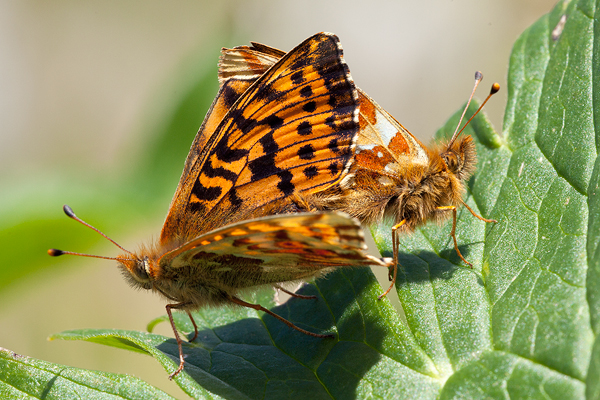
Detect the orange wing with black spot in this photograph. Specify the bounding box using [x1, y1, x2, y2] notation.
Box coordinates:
[218, 40, 431, 177]
[160, 33, 359, 243]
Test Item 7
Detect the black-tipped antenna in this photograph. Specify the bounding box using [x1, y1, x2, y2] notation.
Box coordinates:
[47, 248, 134, 262]
[54, 204, 133, 255]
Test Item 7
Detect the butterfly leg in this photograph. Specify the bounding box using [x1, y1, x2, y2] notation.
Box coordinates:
[460, 199, 497, 223]
[165, 303, 191, 379]
[186, 310, 199, 342]
[378, 219, 406, 299]
[436, 206, 472, 268]
[275, 284, 317, 300]
[229, 296, 334, 338]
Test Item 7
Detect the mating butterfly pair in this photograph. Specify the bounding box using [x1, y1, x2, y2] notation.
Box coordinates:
[50, 32, 497, 378]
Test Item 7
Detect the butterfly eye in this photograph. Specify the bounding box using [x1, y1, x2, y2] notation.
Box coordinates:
[117, 258, 153, 290]
[443, 151, 460, 173]
[137, 258, 151, 280]
[128, 258, 151, 282]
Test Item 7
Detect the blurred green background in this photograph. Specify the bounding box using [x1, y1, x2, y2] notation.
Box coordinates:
[0, 0, 556, 396]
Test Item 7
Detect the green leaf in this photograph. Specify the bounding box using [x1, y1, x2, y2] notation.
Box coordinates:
[0, 347, 175, 399]
[53, 269, 442, 400]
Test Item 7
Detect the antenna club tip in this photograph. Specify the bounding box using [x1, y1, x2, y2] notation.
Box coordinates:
[63, 205, 76, 218]
[491, 83, 500, 94]
[474, 71, 483, 81]
[48, 249, 64, 257]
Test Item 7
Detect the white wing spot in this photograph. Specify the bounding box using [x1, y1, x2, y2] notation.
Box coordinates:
[357, 143, 376, 152]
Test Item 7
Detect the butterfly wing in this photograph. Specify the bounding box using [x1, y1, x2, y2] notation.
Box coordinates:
[218, 40, 430, 178]
[158, 212, 385, 291]
[161, 33, 359, 243]
[174, 44, 288, 192]
[218, 42, 285, 85]
[353, 90, 429, 174]
[174, 79, 256, 190]
[175, 43, 287, 185]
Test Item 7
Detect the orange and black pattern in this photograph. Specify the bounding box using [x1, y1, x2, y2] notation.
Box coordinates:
[152, 212, 381, 308]
[161, 33, 360, 242]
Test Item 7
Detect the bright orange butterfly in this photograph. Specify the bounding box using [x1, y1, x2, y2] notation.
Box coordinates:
[218, 41, 498, 297]
[49, 33, 386, 378]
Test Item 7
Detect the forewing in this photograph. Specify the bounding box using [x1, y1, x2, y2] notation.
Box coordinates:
[173, 46, 284, 192]
[219, 40, 430, 177]
[176, 42, 287, 191]
[161, 33, 359, 242]
[169, 79, 254, 208]
[159, 212, 384, 290]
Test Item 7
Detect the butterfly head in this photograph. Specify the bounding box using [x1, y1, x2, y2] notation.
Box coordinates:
[441, 135, 476, 181]
[117, 254, 154, 290]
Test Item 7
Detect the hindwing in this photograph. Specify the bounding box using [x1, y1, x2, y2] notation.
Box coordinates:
[158, 212, 384, 290]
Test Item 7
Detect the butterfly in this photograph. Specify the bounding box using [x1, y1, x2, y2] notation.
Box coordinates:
[218, 41, 499, 297]
[49, 33, 387, 378]
[163, 32, 360, 237]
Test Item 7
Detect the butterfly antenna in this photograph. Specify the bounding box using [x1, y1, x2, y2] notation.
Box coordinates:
[447, 71, 483, 147]
[447, 72, 500, 148]
[47, 205, 135, 260]
[47, 248, 135, 262]
[453, 81, 500, 141]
